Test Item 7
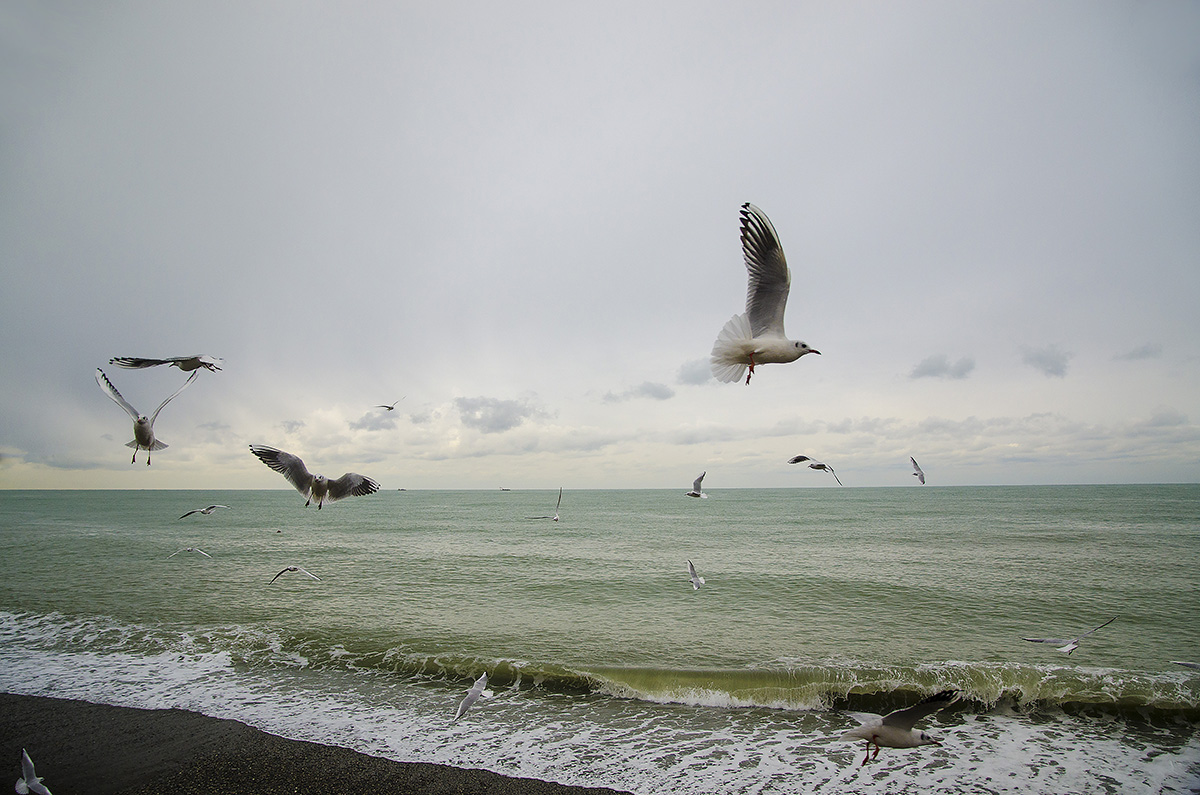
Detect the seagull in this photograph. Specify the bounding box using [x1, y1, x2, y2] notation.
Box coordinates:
[453, 672, 492, 721]
[1173, 661, 1200, 670]
[178, 504, 230, 519]
[167, 547, 212, 558]
[109, 354, 222, 373]
[269, 566, 321, 584]
[840, 690, 960, 766]
[1022, 616, 1116, 654]
[685, 472, 708, 498]
[710, 203, 820, 385]
[248, 445, 380, 508]
[687, 560, 706, 590]
[910, 457, 926, 484]
[16, 748, 52, 795]
[526, 487, 562, 521]
[788, 455, 843, 486]
[376, 398, 405, 411]
[95, 368, 198, 465]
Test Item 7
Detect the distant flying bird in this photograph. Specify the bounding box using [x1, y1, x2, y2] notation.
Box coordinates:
[95, 368, 198, 465]
[376, 398, 405, 411]
[840, 690, 960, 766]
[167, 547, 212, 558]
[526, 487, 562, 521]
[109, 354, 223, 373]
[453, 672, 492, 721]
[910, 457, 926, 484]
[1022, 617, 1116, 654]
[788, 455, 843, 486]
[178, 504, 230, 519]
[16, 748, 52, 795]
[687, 560, 706, 590]
[269, 566, 321, 584]
[248, 445, 380, 508]
[710, 203, 820, 385]
[685, 472, 708, 498]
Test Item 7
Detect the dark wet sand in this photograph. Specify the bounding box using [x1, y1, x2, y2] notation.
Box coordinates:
[1, 693, 632, 795]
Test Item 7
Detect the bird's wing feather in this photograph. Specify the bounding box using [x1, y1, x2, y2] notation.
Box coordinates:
[249, 446, 313, 497]
[740, 203, 791, 338]
[109, 356, 168, 369]
[95, 368, 139, 420]
[327, 473, 381, 501]
[692, 473, 705, 491]
[555, 487, 562, 511]
[1072, 616, 1116, 641]
[882, 691, 959, 731]
[788, 455, 811, 464]
[1022, 636, 1068, 645]
[149, 370, 199, 425]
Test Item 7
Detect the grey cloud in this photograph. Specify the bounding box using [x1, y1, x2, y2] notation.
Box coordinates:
[603, 382, 675, 403]
[279, 420, 306, 433]
[910, 354, 975, 379]
[456, 396, 545, 434]
[349, 411, 398, 432]
[1114, 342, 1163, 361]
[1022, 345, 1073, 377]
[676, 359, 712, 386]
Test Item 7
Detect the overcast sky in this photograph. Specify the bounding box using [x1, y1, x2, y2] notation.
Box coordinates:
[2, 1, 1198, 491]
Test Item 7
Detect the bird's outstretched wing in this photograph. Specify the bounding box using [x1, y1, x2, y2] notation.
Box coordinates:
[827, 466, 843, 486]
[110, 355, 222, 372]
[327, 473, 381, 501]
[740, 203, 791, 338]
[881, 690, 960, 731]
[911, 457, 926, 484]
[95, 368, 139, 420]
[788, 455, 812, 464]
[555, 486, 563, 511]
[692, 472, 705, 492]
[249, 445, 314, 498]
[149, 370, 199, 425]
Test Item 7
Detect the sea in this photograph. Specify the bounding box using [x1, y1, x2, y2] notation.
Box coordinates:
[1, 485, 1197, 794]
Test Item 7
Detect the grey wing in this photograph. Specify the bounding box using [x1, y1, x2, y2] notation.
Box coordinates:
[95, 368, 139, 420]
[1072, 617, 1116, 641]
[555, 487, 563, 511]
[692, 472, 705, 492]
[740, 203, 791, 338]
[829, 467, 843, 486]
[179, 510, 200, 519]
[109, 356, 171, 369]
[882, 690, 960, 731]
[249, 445, 314, 497]
[788, 455, 812, 464]
[1022, 636, 1068, 645]
[149, 370, 199, 425]
[327, 472, 381, 501]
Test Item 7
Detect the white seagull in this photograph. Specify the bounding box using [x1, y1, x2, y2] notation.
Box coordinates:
[16, 748, 52, 795]
[788, 455, 843, 486]
[710, 203, 820, 385]
[454, 671, 492, 721]
[249, 445, 380, 508]
[269, 566, 321, 584]
[840, 690, 960, 766]
[1022, 616, 1116, 654]
[685, 472, 708, 498]
[910, 457, 926, 484]
[179, 504, 230, 519]
[526, 487, 562, 521]
[95, 368, 198, 465]
[109, 354, 223, 373]
[687, 560, 706, 590]
[167, 547, 212, 558]
[376, 398, 405, 411]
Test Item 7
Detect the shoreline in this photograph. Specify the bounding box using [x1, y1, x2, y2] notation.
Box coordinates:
[1, 692, 632, 795]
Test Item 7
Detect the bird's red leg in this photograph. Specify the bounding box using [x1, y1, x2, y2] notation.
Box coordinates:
[131, 448, 137, 464]
[872, 741, 881, 759]
[861, 740, 871, 766]
[745, 353, 756, 385]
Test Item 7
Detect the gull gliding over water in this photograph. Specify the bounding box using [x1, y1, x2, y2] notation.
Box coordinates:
[109, 354, 223, 372]
[710, 203, 820, 385]
[1022, 616, 1116, 654]
[454, 672, 491, 721]
[95, 368, 198, 465]
[910, 457, 926, 484]
[840, 690, 960, 766]
[179, 505, 230, 519]
[687, 560, 706, 590]
[270, 566, 321, 583]
[16, 748, 52, 795]
[168, 547, 212, 558]
[685, 472, 708, 498]
[526, 487, 563, 521]
[249, 445, 380, 508]
[788, 455, 843, 486]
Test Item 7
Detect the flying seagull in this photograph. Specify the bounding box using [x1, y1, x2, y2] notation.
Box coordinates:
[687, 560, 706, 590]
[1022, 616, 1116, 654]
[840, 690, 960, 766]
[248, 445, 380, 508]
[376, 398, 405, 411]
[109, 355, 222, 373]
[167, 547, 212, 558]
[685, 472, 708, 498]
[910, 457, 926, 484]
[788, 455, 843, 486]
[95, 368, 198, 465]
[16, 748, 52, 795]
[269, 566, 321, 584]
[526, 487, 563, 521]
[178, 504, 230, 519]
[454, 672, 492, 721]
[710, 203, 820, 385]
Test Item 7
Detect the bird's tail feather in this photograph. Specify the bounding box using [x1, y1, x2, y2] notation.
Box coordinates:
[710, 313, 752, 383]
[127, 439, 168, 450]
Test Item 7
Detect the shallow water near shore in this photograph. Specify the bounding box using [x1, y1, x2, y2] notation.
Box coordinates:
[2, 486, 1198, 793]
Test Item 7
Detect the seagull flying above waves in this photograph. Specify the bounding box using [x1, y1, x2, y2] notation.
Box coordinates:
[1022, 616, 1116, 654]
[687, 560, 706, 590]
[526, 487, 562, 521]
[109, 354, 222, 373]
[710, 203, 820, 385]
[249, 445, 380, 508]
[910, 457, 926, 485]
[179, 504, 230, 519]
[685, 472, 708, 498]
[95, 368, 198, 465]
[168, 547, 212, 558]
[269, 566, 321, 584]
[16, 748, 52, 795]
[376, 398, 405, 411]
[453, 672, 492, 721]
[840, 690, 960, 766]
[788, 455, 843, 486]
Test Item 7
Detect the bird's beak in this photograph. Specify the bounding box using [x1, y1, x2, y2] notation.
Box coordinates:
[810, 349, 822, 355]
